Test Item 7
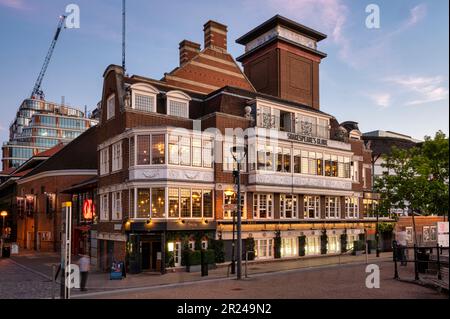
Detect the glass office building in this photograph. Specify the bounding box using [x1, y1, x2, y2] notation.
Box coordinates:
[2, 98, 98, 170]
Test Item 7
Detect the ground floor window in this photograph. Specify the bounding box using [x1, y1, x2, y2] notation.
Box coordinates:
[347, 234, 359, 251]
[255, 239, 273, 259]
[327, 235, 341, 254]
[305, 236, 320, 256]
[281, 237, 298, 257]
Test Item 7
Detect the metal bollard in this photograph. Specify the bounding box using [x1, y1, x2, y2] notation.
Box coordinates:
[51, 264, 56, 299]
[436, 244, 442, 280]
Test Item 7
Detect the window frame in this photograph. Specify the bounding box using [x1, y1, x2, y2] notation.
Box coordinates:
[166, 90, 191, 119]
[106, 94, 115, 120]
[111, 141, 123, 172]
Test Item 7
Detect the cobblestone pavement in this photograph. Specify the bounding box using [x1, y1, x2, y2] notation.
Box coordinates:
[0, 258, 53, 299]
[78, 261, 447, 299]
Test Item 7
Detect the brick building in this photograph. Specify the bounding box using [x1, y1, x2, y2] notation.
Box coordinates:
[94, 15, 383, 274]
[15, 127, 98, 252]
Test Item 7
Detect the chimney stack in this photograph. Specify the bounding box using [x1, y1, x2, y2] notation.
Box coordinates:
[179, 40, 201, 66]
[203, 20, 227, 51]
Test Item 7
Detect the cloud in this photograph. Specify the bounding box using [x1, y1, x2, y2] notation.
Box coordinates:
[406, 4, 427, 27]
[385, 76, 449, 106]
[368, 93, 391, 108]
[0, 0, 28, 10]
[260, 0, 351, 59]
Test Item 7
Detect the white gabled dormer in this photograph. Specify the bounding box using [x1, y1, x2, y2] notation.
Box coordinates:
[166, 90, 191, 119]
[130, 83, 159, 113]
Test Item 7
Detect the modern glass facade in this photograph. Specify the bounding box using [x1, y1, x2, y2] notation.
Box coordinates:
[2, 98, 98, 170]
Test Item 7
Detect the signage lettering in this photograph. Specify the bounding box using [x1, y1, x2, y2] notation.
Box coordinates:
[287, 133, 328, 146]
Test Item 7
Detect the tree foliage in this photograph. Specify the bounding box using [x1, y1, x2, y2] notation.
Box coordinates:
[375, 131, 449, 216]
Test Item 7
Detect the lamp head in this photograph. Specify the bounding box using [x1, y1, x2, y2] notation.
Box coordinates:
[0, 211, 7, 217]
[230, 145, 248, 163]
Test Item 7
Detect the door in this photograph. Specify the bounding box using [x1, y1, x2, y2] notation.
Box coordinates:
[151, 241, 161, 270]
[174, 242, 182, 267]
[26, 232, 33, 249]
[141, 242, 151, 270]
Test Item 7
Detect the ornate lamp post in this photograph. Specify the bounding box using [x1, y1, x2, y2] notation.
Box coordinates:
[1, 211, 7, 258]
[231, 145, 248, 280]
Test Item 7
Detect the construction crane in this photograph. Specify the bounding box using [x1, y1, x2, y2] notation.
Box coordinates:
[31, 15, 66, 100]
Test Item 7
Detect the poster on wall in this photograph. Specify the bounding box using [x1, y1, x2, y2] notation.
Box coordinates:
[437, 222, 449, 247]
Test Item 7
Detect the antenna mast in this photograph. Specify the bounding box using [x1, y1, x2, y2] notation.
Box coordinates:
[122, 0, 126, 72]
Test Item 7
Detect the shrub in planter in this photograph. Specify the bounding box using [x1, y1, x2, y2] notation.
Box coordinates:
[165, 250, 175, 268]
[212, 239, 225, 263]
[340, 233, 348, 254]
[274, 230, 281, 259]
[246, 237, 255, 260]
[320, 230, 328, 255]
[299, 235, 306, 257]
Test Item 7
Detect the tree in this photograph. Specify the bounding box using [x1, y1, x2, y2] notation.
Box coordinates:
[375, 131, 449, 220]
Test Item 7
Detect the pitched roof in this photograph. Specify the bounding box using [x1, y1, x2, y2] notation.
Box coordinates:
[21, 126, 98, 179]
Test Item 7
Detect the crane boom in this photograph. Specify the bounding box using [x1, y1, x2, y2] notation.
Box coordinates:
[31, 15, 66, 99]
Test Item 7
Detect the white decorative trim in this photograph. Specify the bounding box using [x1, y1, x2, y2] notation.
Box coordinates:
[164, 75, 221, 91]
[189, 61, 245, 79]
[97, 232, 127, 242]
[129, 167, 214, 183]
[17, 170, 97, 185]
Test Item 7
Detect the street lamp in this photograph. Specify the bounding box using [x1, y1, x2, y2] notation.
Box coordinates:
[1, 211, 7, 258]
[224, 189, 236, 275]
[231, 145, 248, 280]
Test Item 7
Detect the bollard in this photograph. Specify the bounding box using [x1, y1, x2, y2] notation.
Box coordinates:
[393, 241, 399, 279]
[436, 244, 442, 280]
[52, 264, 56, 299]
[413, 244, 419, 281]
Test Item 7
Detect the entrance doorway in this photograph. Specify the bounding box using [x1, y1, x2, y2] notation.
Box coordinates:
[140, 240, 161, 272]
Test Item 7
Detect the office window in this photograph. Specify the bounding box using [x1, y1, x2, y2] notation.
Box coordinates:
[112, 142, 122, 172]
[100, 148, 109, 175]
[151, 188, 165, 218]
[100, 194, 109, 221]
[137, 189, 150, 218]
[304, 196, 320, 219]
[253, 194, 273, 219]
[112, 192, 122, 220]
[325, 196, 340, 219]
[137, 135, 151, 165]
[280, 195, 298, 219]
[152, 134, 165, 164]
[107, 94, 115, 120]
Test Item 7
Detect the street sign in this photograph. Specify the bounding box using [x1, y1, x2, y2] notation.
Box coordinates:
[437, 222, 449, 247]
[224, 204, 237, 211]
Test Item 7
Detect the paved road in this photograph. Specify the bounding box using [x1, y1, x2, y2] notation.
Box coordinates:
[0, 258, 53, 299]
[75, 261, 446, 299]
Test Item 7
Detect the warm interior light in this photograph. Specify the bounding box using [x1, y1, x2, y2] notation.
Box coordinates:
[224, 190, 235, 197]
[0, 211, 7, 217]
[168, 242, 174, 252]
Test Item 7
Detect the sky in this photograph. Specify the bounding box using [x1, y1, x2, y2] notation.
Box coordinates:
[0, 0, 448, 143]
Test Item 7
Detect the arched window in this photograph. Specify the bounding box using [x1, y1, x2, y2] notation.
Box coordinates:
[166, 90, 191, 119]
[130, 83, 159, 113]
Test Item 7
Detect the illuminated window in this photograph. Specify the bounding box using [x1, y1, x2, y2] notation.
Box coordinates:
[276, 147, 291, 172]
[345, 197, 359, 219]
[137, 189, 150, 218]
[151, 134, 165, 164]
[325, 196, 341, 219]
[192, 189, 202, 218]
[304, 196, 320, 219]
[100, 193, 109, 221]
[306, 236, 320, 255]
[112, 192, 122, 220]
[253, 194, 273, 219]
[168, 188, 179, 218]
[280, 195, 297, 219]
[223, 192, 246, 219]
[281, 237, 298, 257]
[137, 135, 151, 165]
[327, 235, 341, 253]
[180, 189, 191, 218]
[151, 188, 165, 218]
[255, 239, 273, 259]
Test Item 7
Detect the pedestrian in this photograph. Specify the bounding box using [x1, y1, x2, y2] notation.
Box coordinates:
[79, 254, 90, 291]
[396, 227, 408, 266]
